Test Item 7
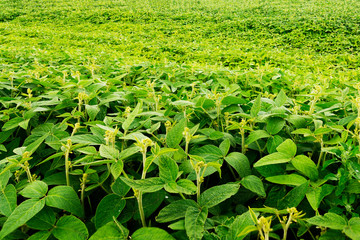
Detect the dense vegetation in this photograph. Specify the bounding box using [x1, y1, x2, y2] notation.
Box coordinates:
[1, 0, 360, 239]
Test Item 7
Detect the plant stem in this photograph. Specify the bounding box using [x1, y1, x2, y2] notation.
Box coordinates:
[137, 191, 147, 227]
[80, 173, 88, 209]
[137, 150, 147, 227]
[141, 151, 147, 179]
[227, 163, 238, 180]
[196, 175, 201, 202]
[196, 168, 203, 203]
[307, 228, 316, 240]
[99, 183, 111, 194]
[24, 164, 33, 183]
[317, 140, 324, 168]
[241, 131, 245, 154]
[282, 212, 294, 240]
[65, 153, 70, 186]
[179, 193, 186, 200]
[309, 97, 318, 115]
[255, 141, 263, 158]
[64, 139, 72, 186]
[264, 232, 269, 240]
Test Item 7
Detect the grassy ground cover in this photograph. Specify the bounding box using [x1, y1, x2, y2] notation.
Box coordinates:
[1, 0, 360, 239]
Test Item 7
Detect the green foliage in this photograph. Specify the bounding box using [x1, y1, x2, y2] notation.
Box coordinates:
[45, 186, 84, 218]
[0, 199, 45, 239]
[90, 221, 128, 240]
[132, 227, 175, 240]
[185, 206, 208, 240]
[52, 215, 89, 240]
[199, 183, 239, 208]
[94, 194, 126, 229]
[19, 181, 48, 198]
[0, 0, 360, 239]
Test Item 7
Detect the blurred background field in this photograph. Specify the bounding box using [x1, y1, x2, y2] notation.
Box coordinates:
[1, 0, 360, 75]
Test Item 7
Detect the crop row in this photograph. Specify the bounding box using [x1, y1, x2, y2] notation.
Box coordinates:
[0, 63, 360, 239]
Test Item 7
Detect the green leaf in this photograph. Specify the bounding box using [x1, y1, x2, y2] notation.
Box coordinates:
[0, 198, 45, 239]
[120, 177, 164, 193]
[291, 128, 313, 136]
[111, 177, 131, 197]
[99, 145, 120, 160]
[26, 207, 56, 230]
[190, 145, 223, 162]
[241, 175, 266, 197]
[206, 162, 222, 178]
[185, 206, 208, 240]
[225, 152, 251, 178]
[110, 160, 124, 179]
[172, 100, 194, 107]
[27, 231, 52, 240]
[156, 199, 198, 223]
[278, 181, 309, 209]
[159, 156, 178, 183]
[209, 131, 224, 140]
[274, 89, 287, 107]
[119, 146, 141, 160]
[219, 138, 231, 156]
[132, 227, 175, 240]
[344, 217, 360, 240]
[89, 221, 129, 240]
[26, 134, 49, 155]
[0, 129, 15, 144]
[199, 183, 239, 208]
[237, 225, 258, 238]
[0, 170, 11, 189]
[222, 96, 245, 105]
[306, 184, 334, 211]
[2, 117, 24, 131]
[227, 211, 256, 240]
[314, 127, 332, 135]
[19, 181, 48, 198]
[147, 122, 161, 133]
[45, 186, 84, 218]
[266, 135, 283, 154]
[266, 117, 285, 135]
[52, 215, 88, 240]
[318, 230, 345, 240]
[95, 194, 126, 229]
[291, 155, 318, 180]
[251, 207, 288, 215]
[266, 174, 307, 186]
[307, 213, 347, 230]
[168, 219, 185, 230]
[166, 119, 186, 148]
[254, 152, 292, 168]
[250, 95, 261, 118]
[0, 144, 6, 152]
[164, 182, 179, 193]
[19, 119, 30, 130]
[76, 146, 98, 155]
[245, 130, 270, 145]
[0, 184, 17, 217]
[324, 135, 341, 145]
[176, 179, 197, 194]
[85, 104, 100, 121]
[145, 147, 177, 172]
[276, 139, 297, 157]
[69, 134, 105, 145]
[165, 180, 197, 195]
[122, 102, 142, 131]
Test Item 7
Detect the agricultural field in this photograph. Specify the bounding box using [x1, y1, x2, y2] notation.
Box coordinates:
[1, 0, 360, 239]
